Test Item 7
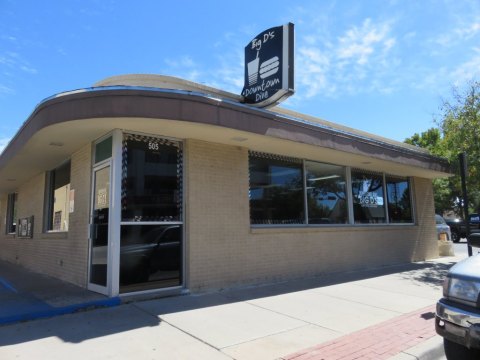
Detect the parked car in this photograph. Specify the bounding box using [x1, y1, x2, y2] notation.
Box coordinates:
[436, 214, 452, 241]
[120, 225, 181, 285]
[436, 233, 480, 359]
[445, 214, 480, 243]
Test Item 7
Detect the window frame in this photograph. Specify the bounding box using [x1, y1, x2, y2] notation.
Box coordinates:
[350, 169, 387, 224]
[248, 152, 305, 225]
[385, 175, 414, 224]
[248, 151, 415, 227]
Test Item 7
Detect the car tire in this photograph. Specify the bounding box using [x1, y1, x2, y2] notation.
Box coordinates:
[444, 338, 480, 360]
[451, 230, 460, 243]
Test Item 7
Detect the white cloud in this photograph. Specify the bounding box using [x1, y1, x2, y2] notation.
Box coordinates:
[0, 35, 17, 42]
[0, 84, 14, 94]
[337, 18, 394, 65]
[0, 51, 37, 75]
[295, 18, 397, 99]
[458, 22, 480, 39]
[297, 47, 330, 98]
[450, 47, 480, 85]
[163, 55, 204, 83]
[164, 56, 197, 69]
[20, 65, 37, 74]
[435, 21, 480, 47]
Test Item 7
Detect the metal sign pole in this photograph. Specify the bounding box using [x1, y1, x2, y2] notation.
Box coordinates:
[459, 152, 472, 256]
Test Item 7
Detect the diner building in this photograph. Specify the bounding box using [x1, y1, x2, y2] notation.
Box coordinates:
[0, 74, 451, 298]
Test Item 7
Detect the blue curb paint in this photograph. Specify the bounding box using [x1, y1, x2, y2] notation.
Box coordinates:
[0, 297, 121, 326]
[0, 278, 18, 293]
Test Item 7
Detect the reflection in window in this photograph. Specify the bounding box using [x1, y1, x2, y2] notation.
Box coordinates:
[351, 170, 386, 224]
[386, 176, 413, 223]
[119, 224, 182, 293]
[249, 153, 304, 224]
[94, 136, 112, 164]
[6, 192, 17, 234]
[121, 134, 182, 222]
[305, 161, 348, 224]
[45, 161, 71, 232]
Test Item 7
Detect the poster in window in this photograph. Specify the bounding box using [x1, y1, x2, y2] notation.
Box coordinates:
[17, 216, 34, 238]
[69, 189, 75, 213]
[97, 188, 107, 208]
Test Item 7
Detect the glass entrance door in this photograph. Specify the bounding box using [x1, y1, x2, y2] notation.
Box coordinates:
[88, 164, 111, 294]
[119, 134, 183, 293]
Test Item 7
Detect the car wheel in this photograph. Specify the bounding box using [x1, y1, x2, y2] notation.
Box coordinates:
[444, 338, 480, 360]
[451, 230, 460, 243]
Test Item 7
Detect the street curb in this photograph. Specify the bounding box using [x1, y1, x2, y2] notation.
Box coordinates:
[418, 342, 445, 360]
[390, 336, 445, 360]
[0, 297, 121, 326]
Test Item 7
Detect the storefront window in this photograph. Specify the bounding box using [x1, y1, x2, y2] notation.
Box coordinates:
[121, 134, 182, 222]
[351, 170, 386, 224]
[249, 152, 415, 226]
[45, 161, 71, 231]
[305, 161, 348, 224]
[386, 176, 413, 223]
[249, 152, 304, 224]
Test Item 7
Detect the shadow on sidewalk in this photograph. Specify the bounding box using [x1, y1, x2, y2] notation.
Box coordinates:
[0, 259, 457, 346]
[131, 259, 457, 318]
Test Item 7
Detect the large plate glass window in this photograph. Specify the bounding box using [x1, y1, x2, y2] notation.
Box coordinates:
[249, 152, 304, 225]
[386, 176, 413, 223]
[351, 170, 386, 224]
[45, 161, 71, 232]
[120, 134, 183, 293]
[6, 192, 17, 234]
[305, 161, 348, 224]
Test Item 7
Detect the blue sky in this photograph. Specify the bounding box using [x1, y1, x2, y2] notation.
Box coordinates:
[1, 0, 479, 152]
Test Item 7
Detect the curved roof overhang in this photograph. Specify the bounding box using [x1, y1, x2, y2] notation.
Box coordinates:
[0, 86, 451, 193]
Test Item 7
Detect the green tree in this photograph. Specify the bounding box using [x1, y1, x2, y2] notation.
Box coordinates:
[405, 128, 454, 214]
[439, 81, 480, 215]
[404, 127, 443, 154]
[405, 80, 480, 216]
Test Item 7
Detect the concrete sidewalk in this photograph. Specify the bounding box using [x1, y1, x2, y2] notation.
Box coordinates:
[0, 260, 120, 325]
[0, 255, 463, 359]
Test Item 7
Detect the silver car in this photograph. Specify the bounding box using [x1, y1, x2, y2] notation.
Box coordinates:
[436, 214, 452, 241]
[436, 249, 480, 359]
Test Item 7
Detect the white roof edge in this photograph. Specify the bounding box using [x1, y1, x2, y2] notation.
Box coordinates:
[93, 74, 429, 155]
[93, 74, 243, 102]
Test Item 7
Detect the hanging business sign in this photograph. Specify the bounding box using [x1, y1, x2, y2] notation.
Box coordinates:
[241, 23, 294, 108]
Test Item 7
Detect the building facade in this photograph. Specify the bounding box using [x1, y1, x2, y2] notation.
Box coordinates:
[0, 75, 450, 298]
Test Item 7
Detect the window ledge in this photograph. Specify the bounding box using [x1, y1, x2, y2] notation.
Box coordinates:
[250, 224, 416, 234]
[40, 231, 68, 240]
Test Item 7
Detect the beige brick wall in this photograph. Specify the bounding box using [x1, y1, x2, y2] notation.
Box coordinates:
[185, 139, 251, 291]
[185, 140, 439, 292]
[0, 138, 439, 294]
[0, 144, 92, 287]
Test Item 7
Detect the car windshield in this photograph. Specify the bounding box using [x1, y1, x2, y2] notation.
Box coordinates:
[436, 215, 446, 225]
